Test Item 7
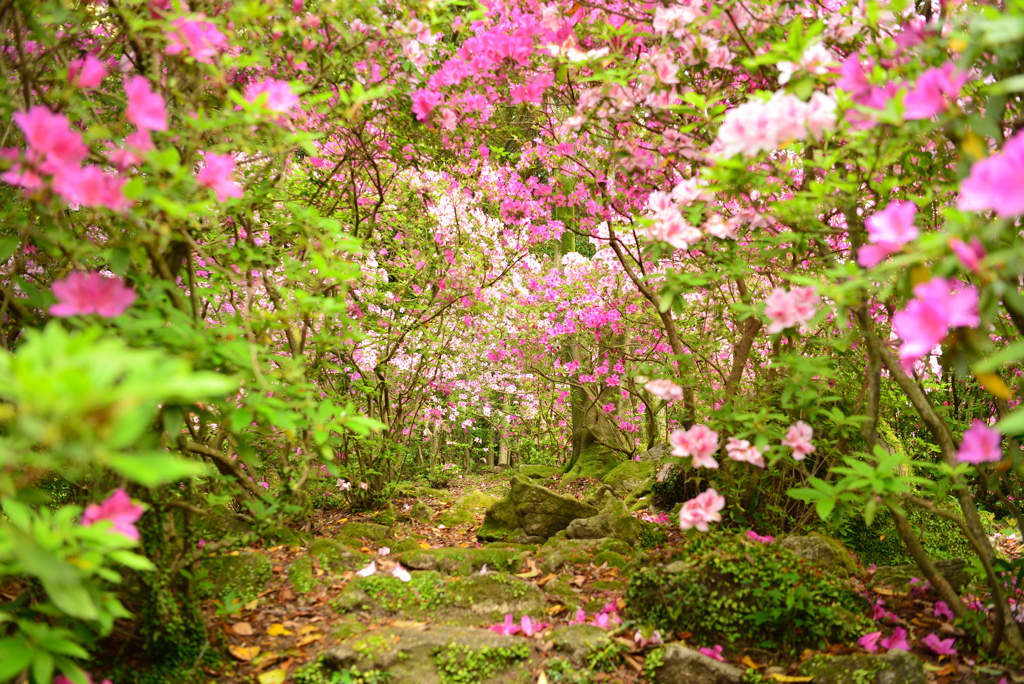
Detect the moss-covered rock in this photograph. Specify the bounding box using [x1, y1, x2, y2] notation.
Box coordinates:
[199, 551, 272, 602]
[598, 538, 633, 556]
[602, 460, 656, 495]
[561, 443, 623, 485]
[478, 475, 598, 542]
[872, 558, 970, 592]
[392, 537, 425, 553]
[626, 532, 869, 654]
[543, 577, 579, 603]
[593, 550, 629, 569]
[374, 504, 398, 526]
[338, 521, 390, 541]
[837, 499, 977, 566]
[440, 491, 501, 527]
[565, 513, 641, 544]
[288, 554, 316, 593]
[397, 547, 521, 575]
[549, 625, 613, 664]
[797, 650, 926, 684]
[779, 532, 858, 577]
[310, 537, 370, 573]
[518, 464, 561, 480]
[410, 500, 433, 523]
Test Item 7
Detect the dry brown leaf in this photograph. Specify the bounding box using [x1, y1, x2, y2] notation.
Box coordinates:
[280, 588, 295, 601]
[228, 644, 260, 661]
[622, 654, 643, 673]
[231, 622, 254, 636]
[391, 620, 427, 630]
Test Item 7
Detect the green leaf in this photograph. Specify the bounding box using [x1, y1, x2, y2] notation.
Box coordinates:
[0, 637, 32, 680]
[108, 550, 157, 571]
[108, 453, 205, 487]
[32, 650, 54, 684]
[40, 579, 98, 622]
[0, 236, 19, 263]
[815, 498, 835, 520]
[996, 409, 1024, 436]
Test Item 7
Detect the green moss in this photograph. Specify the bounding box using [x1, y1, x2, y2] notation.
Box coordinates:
[441, 491, 500, 526]
[374, 504, 399, 526]
[310, 537, 369, 573]
[638, 522, 668, 549]
[597, 539, 632, 556]
[601, 461, 655, 494]
[198, 551, 272, 602]
[562, 443, 623, 485]
[288, 555, 317, 593]
[518, 464, 561, 479]
[625, 532, 869, 655]
[433, 643, 531, 684]
[837, 499, 974, 566]
[339, 521, 391, 541]
[590, 579, 626, 591]
[399, 547, 521, 575]
[593, 551, 628, 569]
[392, 537, 424, 553]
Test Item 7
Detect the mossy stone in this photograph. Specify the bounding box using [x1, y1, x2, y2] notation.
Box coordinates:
[601, 460, 656, 495]
[797, 651, 926, 684]
[590, 579, 626, 591]
[398, 547, 521, 575]
[543, 577, 579, 603]
[410, 500, 433, 523]
[441, 491, 501, 527]
[479, 475, 598, 542]
[338, 521, 390, 541]
[565, 513, 641, 545]
[392, 538, 424, 553]
[779, 532, 859, 577]
[374, 504, 398, 526]
[333, 619, 368, 640]
[288, 555, 316, 593]
[598, 538, 632, 556]
[550, 625, 613, 664]
[593, 551, 628, 569]
[200, 552, 272, 602]
[517, 464, 561, 480]
[561, 443, 623, 485]
[446, 573, 546, 623]
[310, 537, 369, 573]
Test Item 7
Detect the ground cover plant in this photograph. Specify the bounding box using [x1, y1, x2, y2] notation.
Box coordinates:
[1, 0, 1024, 681]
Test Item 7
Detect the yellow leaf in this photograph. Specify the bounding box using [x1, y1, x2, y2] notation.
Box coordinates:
[258, 668, 288, 684]
[267, 623, 293, 637]
[768, 675, 813, 683]
[515, 570, 540, 579]
[538, 673, 549, 684]
[297, 634, 323, 647]
[418, 541, 432, 550]
[975, 371, 1013, 399]
[244, 599, 260, 610]
[740, 656, 761, 670]
[910, 266, 931, 287]
[298, 625, 320, 635]
[546, 605, 566, 616]
[228, 645, 260, 662]
[961, 130, 987, 161]
[948, 38, 968, 52]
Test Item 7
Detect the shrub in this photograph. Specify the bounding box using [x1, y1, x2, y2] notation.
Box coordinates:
[625, 533, 869, 655]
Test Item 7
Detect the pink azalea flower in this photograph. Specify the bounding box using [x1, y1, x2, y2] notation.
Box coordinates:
[698, 644, 725, 662]
[411, 88, 443, 122]
[858, 631, 881, 652]
[244, 78, 299, 115]
[165, 15, 228, 63]
[356, 561, 376, 577]
[391, 563, 411, 582]
[569, 608, 587, 625]
[196, 152, 243, 202]
[679, 488, 725, 532]
[108, 130, 154, 171]
[125, 76, 168, 131]
[337, 479, 351, 490]
[957, 421, 1001, 464]
[68, 54, 108, 89]
[857, 201, 918, 268]
[934, 600, 955, 621]
[725, 437, 765, 468]
[50, 272, 136, 318]
[52, 165, 130, 212]
[764, 286, 819, 333]
[949, 237, 986, 274]
[54, 673, 112, 684]
[12, 106, 89, 169]
[781, 421, 815, 460]
[669, 424, 720, 468]
[921, 633, 957, 656]
[520, 615, 549, 636]
[489, 614, 521, 635]
[745, 530, 774, 544]
[880, 627, 909, 651]
[893, 278, 979, 366]
[958, 130, 1024, 218]
[82, 489, 144, 541]
[903, 62, 967, 120]
[645, 378, 684, 402]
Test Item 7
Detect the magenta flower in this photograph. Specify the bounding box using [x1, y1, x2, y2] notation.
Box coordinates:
[391, 563, 411, 582]
[645, 378, 684, 402]
[52, 165, 130, 212]
[679, 488, 726, 532]
[520, 615, 549, 636]
[903, 63, 967, 120]
[196, 153, 243, 202]
[745, 530, 774, 544]
[880, 627, 909, 651]
[244, 78, 299, 115]
[764, 286, 819, 333]
[50, 272, 136, 318]
[698, 645, 726, 662]
[892, 278, 979, 367]
[949, 237, 986, 274]
[55, 673, 111, 684]
[858, 631, 881, 652]
[669, 423, 720, 468]
[165, 16, 228, 63]
[411, 88, 444, 122]
[957, 421, 1001, 465]
[568, 608, 587, 625]
[68, 54, 107, 89]
[934, 600, 955, 621]
[489, 614, 521, 636]
[12, 106, 89, 169]
[781, 421, 815, 460]
[125, 76, 168, 131]
[82, 489, 144, 541]
[857, 201, 918, 268]
[958, 131, 1024, 218]
[921, 633, 957, 656]
[725, 437, 765, 468]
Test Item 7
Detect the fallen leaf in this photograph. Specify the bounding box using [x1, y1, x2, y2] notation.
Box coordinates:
[280, 588, 295, 601]
[538, 673, 549, 684]
[767, 675, 813, 683]
[257, 668, 288, 684]
[741, 656, 762, 670]
[536, 573, 559, 587]
[244, 599, 260, 610]
[228, 645, 260, 662]
[267, 624, 293, 637]
[231, 622, 254, 636]
[251, 651, 281, 669]
[623, 654, 643, 673]
[516, 570, 540, 579]
[297, 634, 323, 647]
[545, 605, 566, 616]
[391, 620, 427, 630]
[418, 541, 432, 550]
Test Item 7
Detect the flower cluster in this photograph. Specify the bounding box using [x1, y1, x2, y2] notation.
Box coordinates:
[678, 488, 725, 531]
[857, 201, 918, 268]
[892, 278, 979, 367]
[763, 286, 819, 333]
[712, 91, 837, 158]
[669, 423, 720, 468]
[50, 271, 137, 319]
[958, 130, 1024, 218]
